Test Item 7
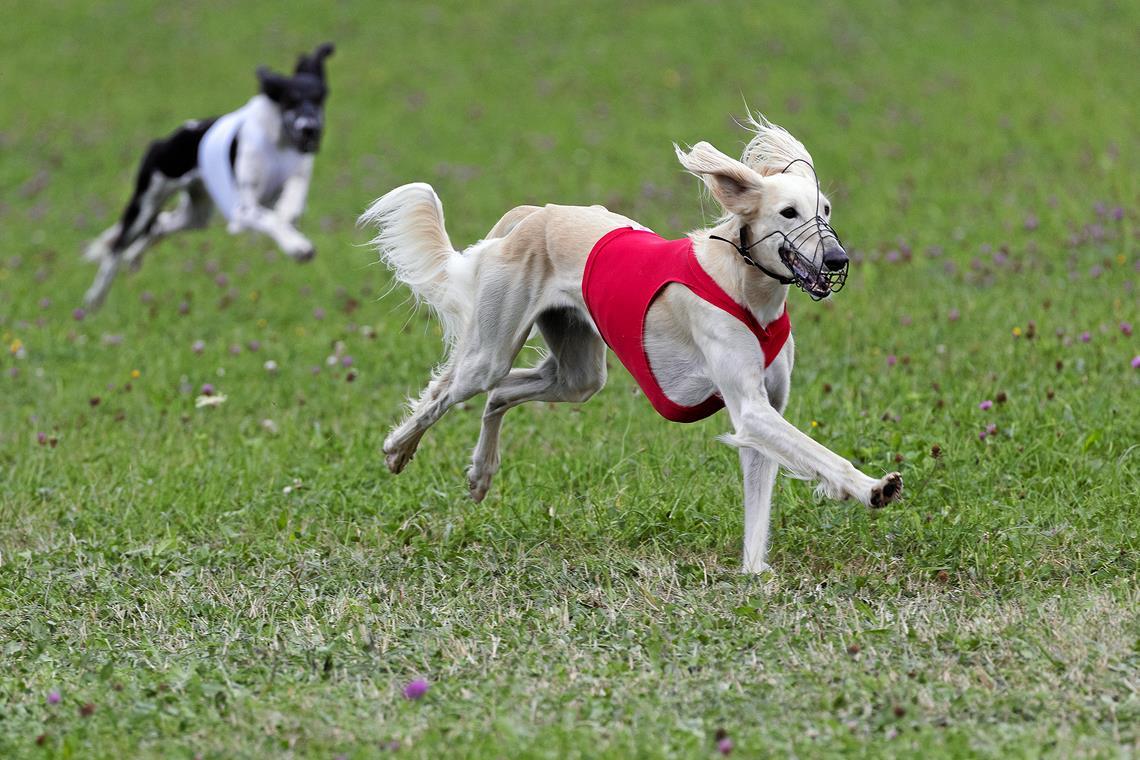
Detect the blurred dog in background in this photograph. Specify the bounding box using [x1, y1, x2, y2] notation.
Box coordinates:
[83, 42, 334, 310]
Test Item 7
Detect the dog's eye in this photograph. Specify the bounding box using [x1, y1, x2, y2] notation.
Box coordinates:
[780, 207, 798, 219]
[824, 204, 831, 215]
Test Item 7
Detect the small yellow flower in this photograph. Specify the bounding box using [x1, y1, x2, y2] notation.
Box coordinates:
[1117, 254, 1126, 266]
[811, 420, 819, 428]
[8, 338, 22, 354]
[1011, 326, 1022, 337]
[130, 369, 141, 379]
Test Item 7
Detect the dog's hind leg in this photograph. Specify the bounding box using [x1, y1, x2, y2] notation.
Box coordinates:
[383, 335, 524, 475]
[383, 296, 536, 474]
[83, 156, 174, 309]
[382, 230, 568, 475]
[123, 182, 212, 271]
[466, 308, 606, 501]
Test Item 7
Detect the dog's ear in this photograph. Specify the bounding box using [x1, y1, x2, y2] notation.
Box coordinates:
[675, 141, 766, 215]
[257, 66, 291, 102]
[295, 42, 335, 80]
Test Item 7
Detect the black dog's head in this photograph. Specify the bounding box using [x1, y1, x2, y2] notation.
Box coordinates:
[256, 42, 335, 153]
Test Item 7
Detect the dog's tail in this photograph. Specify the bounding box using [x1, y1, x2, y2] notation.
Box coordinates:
[359, 183, 475, 345]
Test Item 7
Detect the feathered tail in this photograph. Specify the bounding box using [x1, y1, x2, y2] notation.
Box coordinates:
[359, 183, 476, 345]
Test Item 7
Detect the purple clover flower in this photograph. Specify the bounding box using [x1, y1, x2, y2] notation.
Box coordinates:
[979, 400, 993, 411]
[402, 679, 429, 700]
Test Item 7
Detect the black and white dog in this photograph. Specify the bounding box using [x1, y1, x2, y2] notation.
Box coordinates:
[83, 43, 335, 309]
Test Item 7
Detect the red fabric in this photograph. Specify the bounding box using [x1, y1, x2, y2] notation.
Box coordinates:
[582, 227, 791, 423]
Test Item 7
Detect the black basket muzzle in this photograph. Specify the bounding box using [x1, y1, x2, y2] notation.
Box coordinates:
[712, 216, 848, 301]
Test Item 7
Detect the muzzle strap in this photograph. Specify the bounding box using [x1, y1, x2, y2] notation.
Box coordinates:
[709, 228, 795, 285]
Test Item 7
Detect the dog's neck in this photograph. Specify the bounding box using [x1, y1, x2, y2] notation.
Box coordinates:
[691, 219, 788, 326]
[246, 94, 290, 150]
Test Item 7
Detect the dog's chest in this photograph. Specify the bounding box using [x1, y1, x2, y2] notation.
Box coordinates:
[244, 131, 305, 200]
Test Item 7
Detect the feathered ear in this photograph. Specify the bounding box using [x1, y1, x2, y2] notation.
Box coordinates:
[256, 66, 290, 102]
[675, 141, 767, 215]
[740, 113, 815, 180]
[294, 42, 335, 79]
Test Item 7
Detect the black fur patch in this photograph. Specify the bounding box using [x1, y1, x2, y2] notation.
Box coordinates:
[113, 118, 218, 250]
[150, 118, 218, 179]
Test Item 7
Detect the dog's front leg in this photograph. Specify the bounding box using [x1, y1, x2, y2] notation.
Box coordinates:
[698, 317, 902, 513]
[273, 156, 314, 226]
[728, 398, 902, 508]
[229, 178, 315, 261]
[740, 447, 778, 573]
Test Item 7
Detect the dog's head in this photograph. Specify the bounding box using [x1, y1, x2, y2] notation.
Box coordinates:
[676, 126, 847, 300]
[256, 42, 335, 153]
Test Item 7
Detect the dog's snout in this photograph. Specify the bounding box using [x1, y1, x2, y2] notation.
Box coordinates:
[822, 243, 848, 272]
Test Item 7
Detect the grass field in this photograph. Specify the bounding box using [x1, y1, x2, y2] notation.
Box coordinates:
[1, 1, 1138, 757]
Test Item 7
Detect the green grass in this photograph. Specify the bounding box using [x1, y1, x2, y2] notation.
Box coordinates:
[1, 0, 1137, 756]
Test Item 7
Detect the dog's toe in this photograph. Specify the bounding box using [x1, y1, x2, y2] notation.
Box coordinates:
[467, 468, 492, 502]
[869, 472, 903, 508]
[384, 446, 412, 474]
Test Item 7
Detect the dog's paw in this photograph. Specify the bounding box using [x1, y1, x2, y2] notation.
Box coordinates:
[741, 560, 774, 576]
[282, 233, 316, 262]
[869, 472, 903, 508]
[383, 441, 414, 474]
[466, 466, 494, 503]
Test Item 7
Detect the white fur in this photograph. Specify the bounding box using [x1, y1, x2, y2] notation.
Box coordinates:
[359, 183, 480, 346]
[741, 112, 816, 179]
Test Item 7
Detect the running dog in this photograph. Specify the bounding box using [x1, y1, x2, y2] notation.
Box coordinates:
[360, 117, 902, 573]
[83, 43, 335, 309]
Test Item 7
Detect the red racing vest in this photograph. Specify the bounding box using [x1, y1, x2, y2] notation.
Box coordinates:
[582, 227, 791, 423]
